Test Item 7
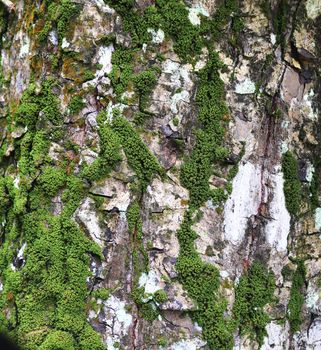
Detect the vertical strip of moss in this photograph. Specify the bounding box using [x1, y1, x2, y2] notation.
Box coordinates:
[287, 260, 306, 333]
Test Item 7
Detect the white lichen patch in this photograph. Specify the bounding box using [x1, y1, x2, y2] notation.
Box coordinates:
[104, 295, 132, 331]
[83, 45, 114, 88]
[302, 89, 319, 121]
[93, 0, 115, 13]
[224, 162, 261, 244]
[170, 90, 189, 114]
[105, 100, 126, 122]
[106, 337, 119, 350]
[103, 296, 132, 349]
[306, 282, 320, 313]
[171, 337, 206, 350]
[61, 38, 70, 49]
[315, 208, 321, 231]
[220, 270, 229, 279]
[193, 46, 208, 72]
[270, 33, 276, 45]
[265, 167, 290, 252]
[162, 60, 193, 91]
[13, 176, 20, 189]
[74, 197, 105, 247]
[19, 34, 30, 58]
[48, 30, 58, 46]
[147, 28, 165, 44]
[188, 5, 209, 26]
[139, 270, 162, 295]
[17, 242, 26, 261]
[96, 44, 114, 78]
[88, 309, 98, 320]
[280, 141, 288, 154]
[306, 0, 321, 20]
[261, 321, 289, 350]
[306, 162, 315, 183]
[235, 78, 256, 94]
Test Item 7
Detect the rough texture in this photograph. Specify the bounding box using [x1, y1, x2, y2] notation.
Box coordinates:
[0, 0, 321, 349]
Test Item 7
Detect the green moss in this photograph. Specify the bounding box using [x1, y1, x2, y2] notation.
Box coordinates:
[157, 336, 167, 347]
[111, 113, 163, 190]
[68, 95, 86, 115]
[127, 201, 141, 235]
[15, 78, 62, 129]
[154, 290, 168, 304]
[106, 0, 237, 62]
[57, 0, 81, 42]
[0, 208, 104, 349]
[38, 21, 52, 43]
[172, 117, 179, 127]
[287, 260, 306, 332]
[282, 151, 301, 216]
[0, 176, 11, 216]
[133, 68, 159, 110]
[0, 79, 110, 348]
[61, 175, 86, 216]
[154, 0, 205, 60]
[77, 324, 106, 350]
[81, 111, 122, 182]
[38, 166, 66, 197]
[273, 0, 289, 50]
[176, 212, 234, 350]
[82, 69, 95, 82]
[39, 331, 76, 350]
[281, 265, 294, 281]
[232, 262, 275, 347]
[139, 303, 159, 321]
[180, 53, 229, 209]
[134, 111, 153, 125]
[108, 47, 134, 98]
[93, 288, 110, 300]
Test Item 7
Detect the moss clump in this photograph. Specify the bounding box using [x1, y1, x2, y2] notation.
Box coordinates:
[92, 288, 110, 300]
[15, 78, 62, 129]
[111, 113, 163, 190]
[0, 209, 103, 349]
[109, 47, 160, 107]
[38, 166, 66, 197]
[233, 262, 275, 347]
[57, 0, 81, 42]
[273, 0, 289, 50]
[68, 95, 86, 115]
[108, 47, 134, 98]
[282, 151, 301, 216]
[0, 80, 107, 349]
[39, 331, 76, 350]
[180, 53, 229, 209]
[127, 201, 141, 235]
[81, 111, 122, 182]
[154, 290, 168, 304]
[176, 212, 234, 350]
[153, 0, 206, 60]
[139, 303, 159, 321]
[0, 177, 11, 217]
[106, 0, 238, 62]
[287, 260, 306, 332]
[133, 68, 159, 110]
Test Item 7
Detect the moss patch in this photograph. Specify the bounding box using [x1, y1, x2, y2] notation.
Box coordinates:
[282, 151, 301, 216]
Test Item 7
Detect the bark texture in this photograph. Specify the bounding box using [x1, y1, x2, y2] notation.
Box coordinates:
[0, 0, 321, 349]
